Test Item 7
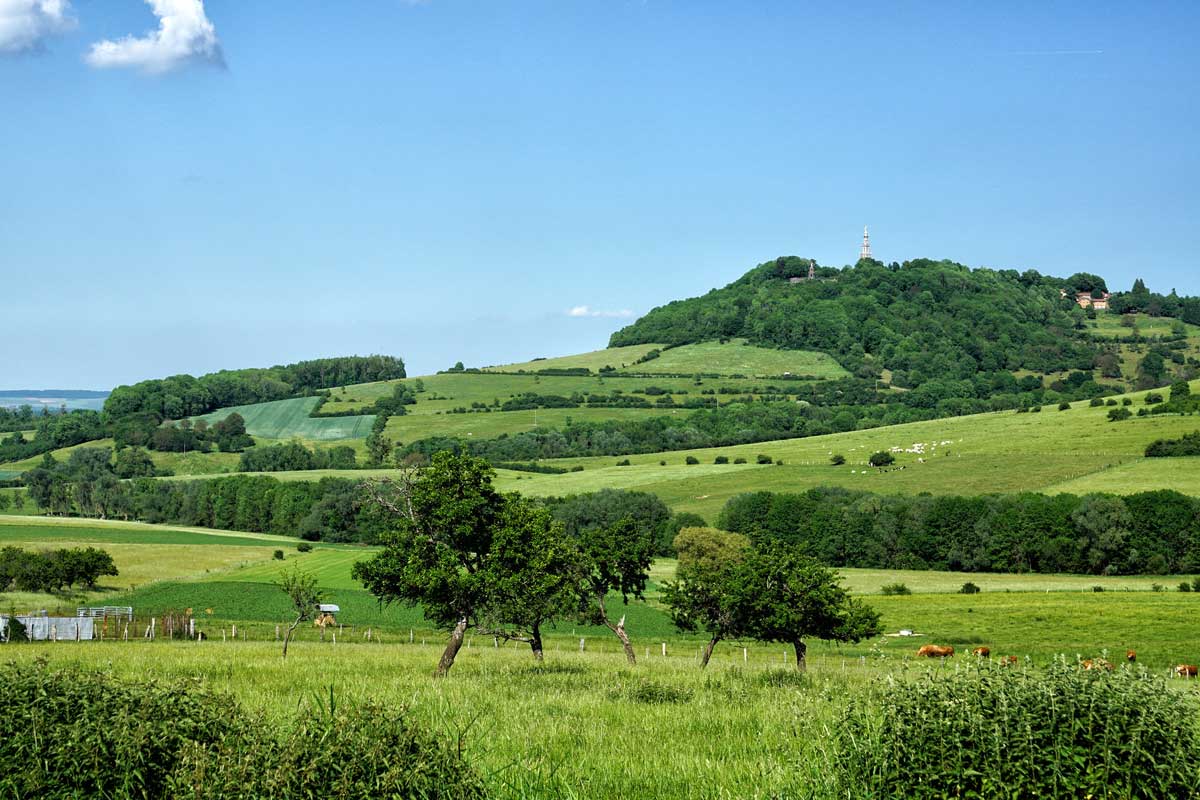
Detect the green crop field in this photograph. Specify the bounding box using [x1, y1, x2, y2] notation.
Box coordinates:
[193, 396, 377, 441]
[486, 339, 850, 378]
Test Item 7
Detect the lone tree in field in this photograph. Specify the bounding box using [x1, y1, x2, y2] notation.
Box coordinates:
[353, 453, 502, 676]
[475, 496, 584, 661]
[547, 490, 667, 663]
[354, 453, 582, 674]
[662, 527, 751, 668]
[737, 541, 881, 671]
[279, 564, 323, 658]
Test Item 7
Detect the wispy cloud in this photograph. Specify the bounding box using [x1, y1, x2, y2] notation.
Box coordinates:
[86, 0, 221, 74]
[0, 0, 75, 54]
[567, 305, 634, 319]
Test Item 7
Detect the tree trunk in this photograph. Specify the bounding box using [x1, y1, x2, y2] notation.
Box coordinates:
[529, 622, 544, 662]
[597, 594, 636, 664]
[700, 635, 720, 669]
[793, 639, 807, 672]
[282, 615, 301, 659]
[435, 617, 469, 677]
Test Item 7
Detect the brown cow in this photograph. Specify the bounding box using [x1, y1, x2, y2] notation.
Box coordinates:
[1126, 650, 1136, 663]
[999, 655, 1019, 667]
[1174, 664, 1198, 678]
[917, 644, 954, 658]
[971, 647, 990, 658]
[1081, 658, 1113, 671]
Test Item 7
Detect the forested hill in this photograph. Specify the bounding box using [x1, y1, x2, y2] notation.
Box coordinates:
[609, 257, 1199, 389]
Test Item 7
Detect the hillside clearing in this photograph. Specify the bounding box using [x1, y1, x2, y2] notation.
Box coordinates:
[193, 397, 376, 441]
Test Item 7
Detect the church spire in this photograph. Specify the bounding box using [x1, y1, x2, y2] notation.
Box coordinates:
[859, 226, 872, 261]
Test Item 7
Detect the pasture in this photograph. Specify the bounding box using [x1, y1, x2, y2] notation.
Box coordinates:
[1084, 311, 1200, 339]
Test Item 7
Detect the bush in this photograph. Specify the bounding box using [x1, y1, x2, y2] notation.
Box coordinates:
[685, 456, 700, 465]
[835, 660, 1200, 798]
[1180, 582, 1192, 593]
[880, 582, 911, 596]
[868, 451, 895, 467]
[1092, 585, 1105, 592]
[616, 459, 631, 467]
[959, 581, 981, 595]
[296, 542, 313, 553]
[1030, 405, 1042, 413]
[756, 454, 773, 465]
[174, 695, 485, 799]
[830, 454, 846, 465]
[1193, 576, 1200, 593]
[1090, 397, 1106, 407]
[1058, 401, 1071, 411]
[714, 455, 729, 464]
[1122, 397, 1133, 406]
[0, 661, 484, 800]
[733, 457, 747, 464]
[1145, 392, 1164, 404]
[273, 550, 285, 560]
[1106, 399, 1118, 406]
[1107, 407, 1132, 422]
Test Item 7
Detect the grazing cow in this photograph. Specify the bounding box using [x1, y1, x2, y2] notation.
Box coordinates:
[917, 644, 954, 658]
[999, 655, 1019, 667]
[1081, 658, 1113, 671]
[1174, 664, 1198, 678]
[971, 647, 990, 658]
[1126, 650, 1136, 663]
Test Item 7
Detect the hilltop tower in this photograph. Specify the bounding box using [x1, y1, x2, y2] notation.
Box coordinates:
[808, 259, 816, 280]
[859, 226, 873, 260]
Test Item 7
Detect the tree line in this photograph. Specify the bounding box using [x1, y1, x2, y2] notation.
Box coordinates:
[351, 453, 875, 675]
[102, 355, 406, 432]
[0, 410, 105, 464]
[718, 487, 1200, 575]
[0, 546, 118, 594]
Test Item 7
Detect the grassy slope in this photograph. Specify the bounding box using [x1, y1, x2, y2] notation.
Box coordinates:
[1084, 311, 1200, 339]
[486, 339, 850, 378]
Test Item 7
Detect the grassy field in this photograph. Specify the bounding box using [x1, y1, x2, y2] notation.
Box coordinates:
[193, 396, 377, 441]
[1085, 311, 1200, 339]
[487, 339, 850, 378]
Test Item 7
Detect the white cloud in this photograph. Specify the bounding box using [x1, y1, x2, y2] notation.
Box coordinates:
[0, 0, 74, 54]
[86, 0, 221, 73]
[567, 305, 634, 319]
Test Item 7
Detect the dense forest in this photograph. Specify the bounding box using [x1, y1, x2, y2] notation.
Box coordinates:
[609, 257, 1200, 389]
[719, 487, 1200, 575]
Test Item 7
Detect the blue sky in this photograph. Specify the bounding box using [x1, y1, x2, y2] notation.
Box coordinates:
[3, 1, 1198, 389]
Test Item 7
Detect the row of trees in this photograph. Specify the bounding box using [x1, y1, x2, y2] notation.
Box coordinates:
[665, 527, 880, 668]
[0, 410, 105, 464]
[0, 546, 117, 593]
[718, 487, 1200, 575]
[351, 454, 876, 675]
[239, 442, 358, 472]
[145, 413, 254, 453]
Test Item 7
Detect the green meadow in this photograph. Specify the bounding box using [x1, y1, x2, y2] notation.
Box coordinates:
[193, 396, 377, 440]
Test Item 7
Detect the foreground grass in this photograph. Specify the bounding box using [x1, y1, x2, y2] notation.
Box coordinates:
[5, 638, 1197, 800]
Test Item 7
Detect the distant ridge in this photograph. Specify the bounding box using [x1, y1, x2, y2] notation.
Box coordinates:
[0, 390, 110, 398]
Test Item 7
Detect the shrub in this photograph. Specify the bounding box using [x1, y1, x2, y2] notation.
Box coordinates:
[1030, 405, 1042, 413]
[685, 456, 700, 465]
[174, 696, 485, 799]
[273, 550, 285, 560]
[1106, 399, 1118, 406]
[756, 454, 773, 465]
[1122, 397, 1133, 406]
[616, 459, 631, 466]
[1092, 585, 1105, 592]
[1058, 401, 1071, 411]
[1090, 397, 1106, 407]
[1193, 576, 1200, 593]
[296, 542, 313, 553]
[570, 465, 584, 472]
[1180, 582, 1192, 593]
[0, 660, 242, 799]
[1107, 407, 1132, 422]
[714, 455, 729, 464]
[834, 660, 1200, 798]
[959, 581, 981, 595]
[868, 451, 896, 467]
[1145, 392, 1164, 404]
[880, 582, 911, 596]
[830, 454, 846, 465]
[733, 457, 747, 464]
